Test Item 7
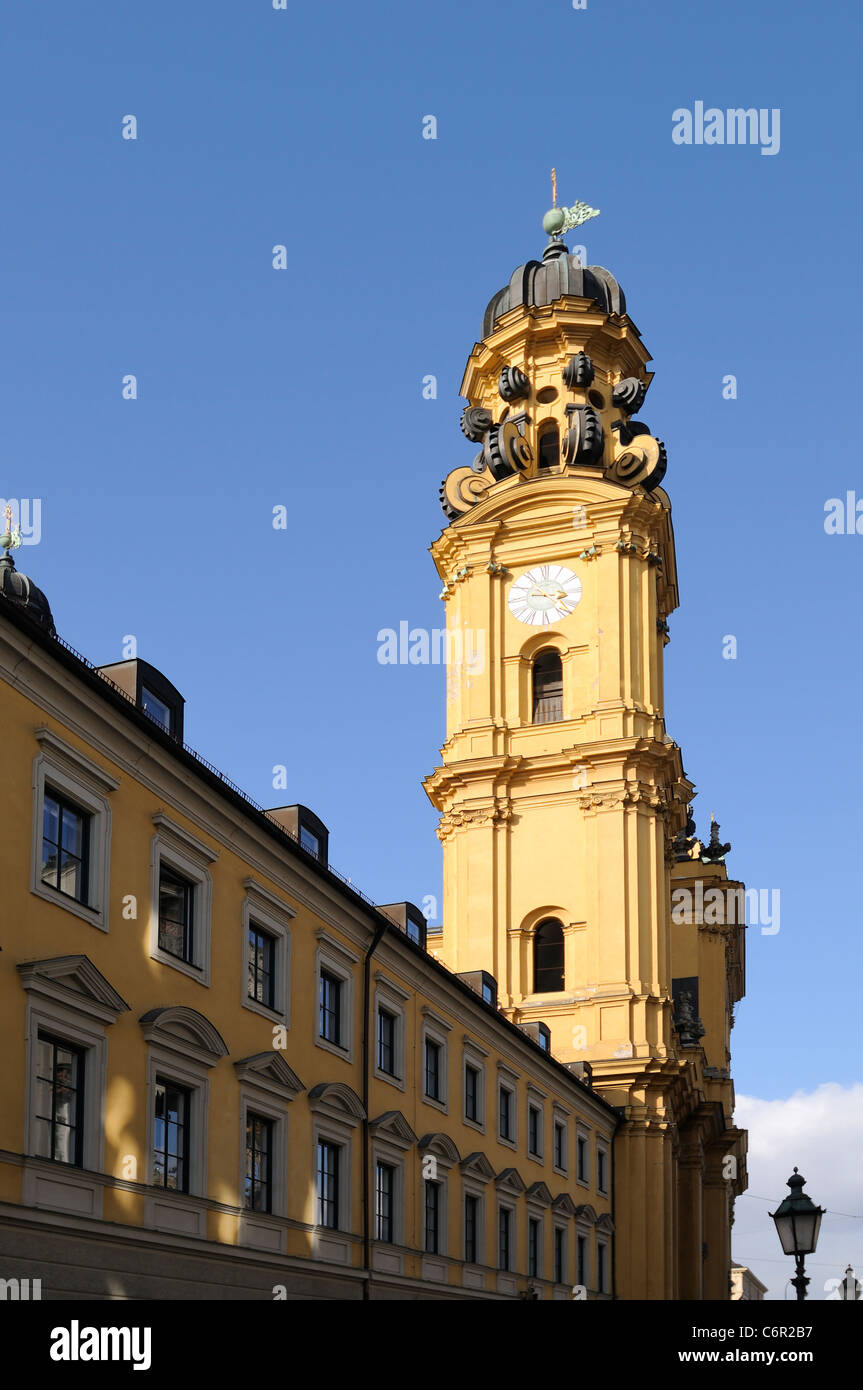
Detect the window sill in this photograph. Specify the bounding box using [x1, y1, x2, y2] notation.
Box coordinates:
[150, 946, 209, 987]
[30, 882, 107, 932]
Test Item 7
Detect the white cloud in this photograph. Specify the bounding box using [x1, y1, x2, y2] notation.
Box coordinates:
[732, 1084, 863, 1300]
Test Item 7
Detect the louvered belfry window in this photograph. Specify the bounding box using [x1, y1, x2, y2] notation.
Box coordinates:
[532, 648, 563, 723]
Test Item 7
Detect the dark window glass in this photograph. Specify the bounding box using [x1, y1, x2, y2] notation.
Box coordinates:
[499, 1085, 513, 1141]
[158, 866, 194, 962]
[498, 1206, 512, 1271]
[245, 1113, 273, 1212]
[405, 915, 425, 946]
[41, 790, 90, 905]
[153, 1078, 190, 1192]
[528, 1105, 541, 1156]
[248, 925, 276, 1008]
[554, 1227, 566, 1285]
[528, 1216, 540, 1278]
[597, 1241, 607, 1292]
[534, 918, 565, 993]
[464, 1193, 479, 1264]
[300, 825, 321, 859]
[424, 1038, 442, 1101]
[319, 970, 342, 1045]
[377, 1008, 396, 1075]
[141, 687, 172, 733]
[577, 1135, 588, 1183]
[537, 1024, 551, 1052]
[554, 1121, 566, 1170]
[532, 648, 563, 724]
[481, 977, 496, 1006]
[317, 1139, 339, 1228]
[375, 1161, 395, 1243]
[35, 1034, 84, 1166]
[597, 1147, 607, 1193]
[538, 425, 560, 470]
[424, 1180, 441, 1254]
[465, 1063, 480, 1122]
[577, 1233, 588, 1287]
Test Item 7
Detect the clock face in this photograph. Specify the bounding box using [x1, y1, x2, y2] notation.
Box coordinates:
[508, 564, 582, 626]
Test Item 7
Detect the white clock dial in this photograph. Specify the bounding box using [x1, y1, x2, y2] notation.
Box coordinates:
[508, 564, 582, 626]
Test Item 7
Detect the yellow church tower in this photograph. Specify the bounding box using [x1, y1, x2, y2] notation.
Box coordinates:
[424, 189, 747, 1299]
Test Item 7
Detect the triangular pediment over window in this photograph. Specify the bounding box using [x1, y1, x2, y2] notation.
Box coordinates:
[17, 955, 129, 1024]
[596, 1212, 615, 1233]
[370, 1110, 418, 1149]
[459, 1151, 495, 1183]
[139, 1006, 228, 1067]
[551, 1192, 578, 1218]
[234, 1052, 305, 1101]
[495, 1166, 527, 1196]
[526, 1181, 553, 1207]
[575, 1202, 598, 1225]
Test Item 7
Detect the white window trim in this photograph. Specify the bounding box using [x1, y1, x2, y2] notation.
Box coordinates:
[239, 1086, 288, 1219]
[24, 999, 108, 1174]
[312, 1118, 354, 1235]
[373, 973, 409, 1090]
[149, 816, 217, 986]
[371, 1135, 407, 1248]
[31, 735, 118, 932]
[145, 1046, 210, 1199]
[421, 1018, 449, 1114]
[497, 1076, 517, 1150]
[315, 937, 355, 1063]
[242, 878, 294, 1028]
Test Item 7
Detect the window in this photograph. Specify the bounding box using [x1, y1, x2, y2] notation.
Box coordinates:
[317, 1139, 340, 1229]
[538, 424, 560, 470]
[481, 975, 496, 1007]
[153, 1078, 190, 1192]
[244, 1113, 273, 1213]
[464, 1192, 480, 1264]
[300, 825, 322, 860]
[534, 919, 565, 993]
[405, 914, 426, 947]
[597, 1239, 608, 1293]
[141, 687, 172, 733]
[536, 1022, 551, 1052]
[465, 1063, 480, 1123]
[498, 1206, 513, 1271]
[377, 1008, 396, 1076]
[577, 1232, 589, 1287]
[528, 1103, 542, 1158]
[375, 1161, 395, 1243]
[248, 924, 276, 1009]
[424, 1038, 442, 1101]
[554, 1120, 567, 1172]
[554, 1226, 567, 1285]
[158, 866, 194, 962]
[532, 649, 563, 724]
[499, 1083, 514, 1142]
[34, 1034, 84, 1166]
[40, 790, 90, 906]
[424, 1180, 441, 1254]
[577, 1133, 589, 1183]
[528, 1216, 541, 1278]
[319, 970, 342, 1046]
[597, 1145, 608, 1194]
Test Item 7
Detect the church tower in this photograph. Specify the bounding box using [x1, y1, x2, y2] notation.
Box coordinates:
[424, 195, 747, 1299]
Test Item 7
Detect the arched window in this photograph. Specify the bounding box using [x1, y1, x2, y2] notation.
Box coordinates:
[534, 919, 565, 993]
[538, 425, 559, 470]
[532, 649, 563, 724]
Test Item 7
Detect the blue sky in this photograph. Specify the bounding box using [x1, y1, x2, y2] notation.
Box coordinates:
[2, 0, 860, 1144]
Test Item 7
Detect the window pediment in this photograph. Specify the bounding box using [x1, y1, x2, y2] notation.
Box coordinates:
[552, 1192, 578, 1218]
[575, 1202, 598, 1224]
[495, 1166, 527, 1196]
[139, 1006, 228, 1066]
[17, 955, 129, 1024]
[526, 1180, 553, 1207]
[418, 1132, 460, 1166]
[596, 1212, 615, 1233]
[234, 1052, 304, 1100]
[369, 1110, 418, 1149]
[307, 1081, 366, 1123]
[459, 1151, 495, 1183]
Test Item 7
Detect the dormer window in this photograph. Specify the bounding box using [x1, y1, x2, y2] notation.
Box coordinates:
[142, 687, 172, 733]
[300, 825, 321, 859]
[96, 658, 184, 743]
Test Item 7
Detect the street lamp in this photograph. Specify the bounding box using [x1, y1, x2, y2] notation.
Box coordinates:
[769, 1168, 824, 1302]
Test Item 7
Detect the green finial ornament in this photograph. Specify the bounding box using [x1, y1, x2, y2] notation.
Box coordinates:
[542, 168, 600, 237]
[1, 503, 22, 554]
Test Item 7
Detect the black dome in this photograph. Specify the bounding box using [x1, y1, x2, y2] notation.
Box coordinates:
[482, 238, 626, 339]
[0, 552, 56, 634]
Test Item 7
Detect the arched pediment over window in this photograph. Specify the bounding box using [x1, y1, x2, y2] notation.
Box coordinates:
[307, 1081, 366, 1123]
[418, 1132, 461, 1166]
[139, 1006, 228, 1067]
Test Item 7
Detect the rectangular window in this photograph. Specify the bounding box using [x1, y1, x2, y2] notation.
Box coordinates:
[41, 790, 90, 906]
[319, 970, 342, 1046]
[424, 1180, 441, 1254]
[153, 1078, 190, 1192]
[554, 1226, 566, 1285]
[244, 1113, 273, 1213]
[248, 924, 276, 1009]
[577, 1134, 588, 1182]
[528, 1216, 540, 1278]
[424, 1038, 442, 1101]
[34, 1034, 84, 1166]
[465, 1063, 480, 1122]
[597, 1240, 607, 1293]
[141, 687, 172, 733]
[597, 1146, 608, 1194]
[577, 1232, 588, 1287]
[158, 866, 194, 963]
[464, 1192, 479, 1264]
[499, 1084, 513, 1141]
[377, 1008, 396, 1076]
[300, 825, 321, 859]
[528, 1104, 541, 1157]
[317, 1139, 340, 1229]
[554, 1120, 566, 1171]
[498, 1206, 512, 1272]
[375, 1160, 395, 1243]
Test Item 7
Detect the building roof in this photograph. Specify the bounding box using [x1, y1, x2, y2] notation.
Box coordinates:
[481, 237, 627, 340]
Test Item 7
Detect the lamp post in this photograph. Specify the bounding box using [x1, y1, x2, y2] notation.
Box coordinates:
[769, 1168, 824, 1302]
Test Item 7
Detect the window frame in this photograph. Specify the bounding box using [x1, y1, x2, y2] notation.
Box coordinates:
[463, 1190, 482, 1266]
[31, 731, 117, 932]
[420, 1012, 450, 1114]
[533, 917, 566, 994]
[553, 1223, 568, 1286]
[314, 934, 357, 1063]
[576, 1128, 591, 1187]
[553, 1114, 568, 1176]
[316, 1137, 342, 1230]
[149, 815, 217, 986]
[528, 1213, 543, 1279]
[242, 880, 294, 1028]
[497, 1202, 514, 1273]
[596, 1236, 609, 1293]
[33, 1031, 86, 1168]
[498, 1077, 517, 1148]
[596, 1141, 609, 1195]
[527, 1098, 545, 1160]
[152, 1075, 192, 1194]
[374, 1158, 397, 1244]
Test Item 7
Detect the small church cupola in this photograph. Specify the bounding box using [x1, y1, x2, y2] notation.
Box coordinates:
[0, 506, 55, 634]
